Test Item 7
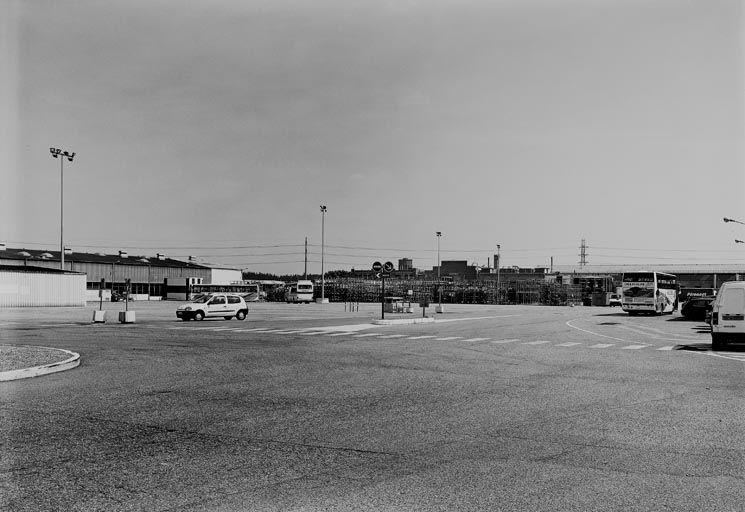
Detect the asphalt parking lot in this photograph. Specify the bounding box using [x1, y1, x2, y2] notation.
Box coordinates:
[2, 301, 744, 511]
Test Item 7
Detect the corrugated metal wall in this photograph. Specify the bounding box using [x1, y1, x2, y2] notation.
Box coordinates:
[0, 271, 86, 307]
[6, 260, 212, 284]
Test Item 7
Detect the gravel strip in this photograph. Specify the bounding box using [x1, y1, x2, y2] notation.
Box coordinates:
[0, 345, 70, 372]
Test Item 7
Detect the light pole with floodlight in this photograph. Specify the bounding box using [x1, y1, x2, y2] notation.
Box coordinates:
[436, 231, 442, 311]
[496, 243, 501, 304]
[50, 147, 75, 270]
[319, 205, 327, 303]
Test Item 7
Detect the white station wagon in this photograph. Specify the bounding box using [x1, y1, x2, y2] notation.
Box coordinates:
[176, 293, 248, 321]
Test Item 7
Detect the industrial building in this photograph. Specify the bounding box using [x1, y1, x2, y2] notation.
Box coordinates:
[0, 246, 242, 302]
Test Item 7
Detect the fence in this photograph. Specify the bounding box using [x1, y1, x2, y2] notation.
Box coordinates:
[314, 278, 584, 306]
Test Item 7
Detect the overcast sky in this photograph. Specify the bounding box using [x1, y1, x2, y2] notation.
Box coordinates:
[2, 0, 744, 274]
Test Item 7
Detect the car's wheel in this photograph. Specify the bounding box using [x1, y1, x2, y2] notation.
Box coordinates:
[194, 311, 205, 321]
[236, 310, 246, 321]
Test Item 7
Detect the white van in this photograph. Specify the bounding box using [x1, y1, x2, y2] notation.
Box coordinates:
[710, 281, 745, 349]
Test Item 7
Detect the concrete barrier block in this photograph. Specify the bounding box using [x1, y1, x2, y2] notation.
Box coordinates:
[92, 310, 106, 323]
[119, 311, 136, 324]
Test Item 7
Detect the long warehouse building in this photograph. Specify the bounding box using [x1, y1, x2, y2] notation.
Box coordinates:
[0, 246, 242, 301]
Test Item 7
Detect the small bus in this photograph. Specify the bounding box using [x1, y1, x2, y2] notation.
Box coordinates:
[621, 271, 678, 315]
[284, 280, 314, 303]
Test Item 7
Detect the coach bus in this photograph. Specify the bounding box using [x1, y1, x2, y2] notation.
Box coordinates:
[284, 280, 314, 303]
[191, 283, 260, 301]
[621, 271, 678, 315]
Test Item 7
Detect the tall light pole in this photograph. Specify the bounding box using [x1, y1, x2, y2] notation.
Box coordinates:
[320, 205, 327, 303]
[436, 231, 442, 310]
[496, 244, 501, 305]
[50, 147, 75, 270]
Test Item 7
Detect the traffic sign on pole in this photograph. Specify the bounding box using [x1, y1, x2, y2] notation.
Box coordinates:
[372, 261, 383, 272]
[383, 261, 394, 273]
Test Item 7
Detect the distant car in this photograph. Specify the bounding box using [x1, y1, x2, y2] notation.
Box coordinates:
[680, 297, 714, 321]
[609, 293, 622, 307]
[176, 293, 248, 321]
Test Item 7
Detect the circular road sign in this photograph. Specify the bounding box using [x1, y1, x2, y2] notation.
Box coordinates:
[372, 261, 383, 272]
[383, 261, 394, 272]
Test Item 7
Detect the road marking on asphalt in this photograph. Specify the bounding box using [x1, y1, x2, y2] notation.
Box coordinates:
[461, 337, 491, 342]
[490, 339, 519, 344]
[523, 340, 552, 345]
[589, 343, 615, 349]
[300, 331, 327, 336]
[328, 332, 356, 337]
[555, 342, 581, 347]
[434, 336, 463, 341]
[621, 345, 647, 350]
[617, 325, 700, 342]
[378, 334, 409, 339]
[435, 315, 522, 323]
[406, 335, 437, 340]
[566, 320, 630, 342]
[657, 346, 675, 350]
[352, 333, 381, 338]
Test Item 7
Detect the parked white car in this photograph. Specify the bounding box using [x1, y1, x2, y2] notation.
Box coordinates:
[710, 281, 745, 350]
[176, 293, 248, 321]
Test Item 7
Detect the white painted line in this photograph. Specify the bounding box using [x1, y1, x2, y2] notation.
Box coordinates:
[555, 342, 581, 347]
[379, 334, 409, 339]
[589, 344, 615, 349]
[434, 336, 463, 341]
[491, 339, 519, 344]
[352, 333, 381, 338]
[435, 315, 521, 323]
[657, 346, 675, 351]
[566, 320, 630, 342]
[621, 345, 647, 350]
[328, 332, 355, 337]
[235, 327, 271, 332]
[523, 340, 552, 345]
[461, 337, 491, 342]
[406, 335, 437, 340]
[300, 331, 326, 336]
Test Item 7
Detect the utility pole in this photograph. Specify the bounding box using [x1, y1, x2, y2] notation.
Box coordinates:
[304, 237, 308, 279]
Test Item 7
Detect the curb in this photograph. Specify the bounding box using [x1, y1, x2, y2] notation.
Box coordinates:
[0, 348, 81, 382]
[372, 317, 436, 326]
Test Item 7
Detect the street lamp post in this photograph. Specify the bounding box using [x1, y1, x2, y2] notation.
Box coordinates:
[319, 205, 327, 303]
[724, 217, 745, 226]
[436, 231, 442, 312]
[50, 147, 75, 270]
